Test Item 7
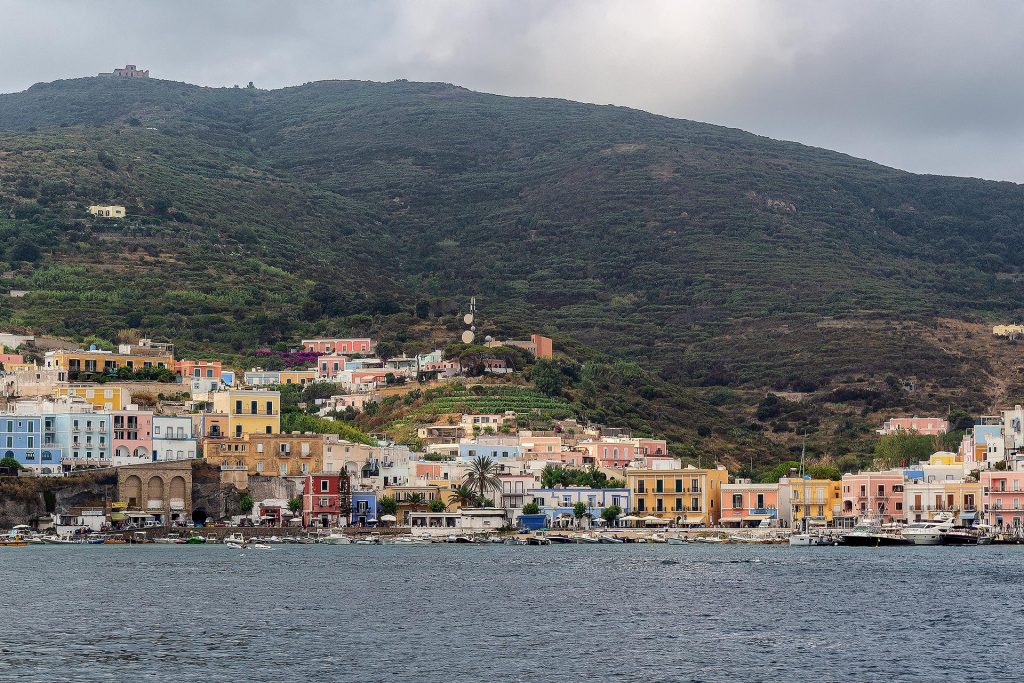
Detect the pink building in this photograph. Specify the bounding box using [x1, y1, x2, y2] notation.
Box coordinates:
[112, 410, 154, 464]
[580, 440, 637, 469]
[303, 338, 374, 355]
[174, 359, 222, 380]
[720, 480, 780, 527]
[0, 353, 24, 365]
[981, 471, 1024, 528]
[635, 438, 669, 456]
[841, 471, 906, 523]
[877, 417, 949, 436]
[317, 354, 350, 379]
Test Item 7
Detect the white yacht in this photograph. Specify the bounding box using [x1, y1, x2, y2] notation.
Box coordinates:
[323, 531, 352, 545]
[902, 513, 955, 545]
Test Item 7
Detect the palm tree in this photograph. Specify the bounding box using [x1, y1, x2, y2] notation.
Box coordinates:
[449, 483, 478, 508]
[464, 455, 502, 506]
[407, 492, 427, 511]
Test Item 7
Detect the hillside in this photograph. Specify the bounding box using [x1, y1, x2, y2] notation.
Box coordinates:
[1, 75, 1024, 464]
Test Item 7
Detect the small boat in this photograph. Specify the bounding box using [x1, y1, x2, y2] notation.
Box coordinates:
[598, 535, 624, 544]
[103, 536, 129, 545]
[324, 532, 352, 545]
[648, 534, 667, 544]
[85, 534, 107, 545]
[545, 535, 574, 544]
[941, 527, 988, 545]
[153, 535, 182, 545]
[695, 536, 723, 544]
[789, 533, 833, 546]
[224, 533, 246, 546]
[527, 536, 550, 545]
[225, 541, 244, 549]
[0, 532, 29, 547]
[575, 534, 600, 544]
[251, 543, 271, 549]
[665, 536, 689, 545]
[185, 534, 206, 544]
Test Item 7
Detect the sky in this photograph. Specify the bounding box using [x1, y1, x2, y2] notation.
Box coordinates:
[2, 0, 1022, 182]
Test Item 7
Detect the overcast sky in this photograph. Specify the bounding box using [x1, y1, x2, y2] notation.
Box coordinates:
[2, 0, 1022, 182]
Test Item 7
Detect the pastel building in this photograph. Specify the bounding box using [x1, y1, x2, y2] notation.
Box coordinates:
[0, 353, 24, 366]
[840, 471, 905, 524]
[779, 478, 844, 527]
[981, 471, 1024, 528]
[175, 360, 222, 394]
[45, 348, 173, 380]
[210, 389, 280, 437]
[0, 414, 61, 474]
[350, 491, 378, 526]
[579, 439, 637, 469]
[55, 410, 111, 468]
[302, 338, 374, 355]
[55, 385, 130, 411]
[112, 410, 154, 466]
[626, 466, 729, 525]
[720, 480, 780, 527]
[525, 487, 630, 524]
[458, 437, 522, 462]
[153, 416, 197, 461]
[877, 417, 949, 436]
[317, 354, 349, 380]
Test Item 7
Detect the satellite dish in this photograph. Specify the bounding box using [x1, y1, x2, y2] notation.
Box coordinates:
[463, 313, 474, 324]
[461, 330, 475, 344]
[485, 335, 493, 342]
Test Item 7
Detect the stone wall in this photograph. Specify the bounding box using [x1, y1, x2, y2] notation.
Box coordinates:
[0, 469, 117, 528]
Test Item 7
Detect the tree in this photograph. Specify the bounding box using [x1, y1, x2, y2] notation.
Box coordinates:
[378, 495, 398, 516]
[464, 455, 502, 503]
[239, 494, 254, 515]
[572, 501, 588, 527]
[601, 505, 622, 526]
[531, 359, 564, 397]
[287, 496, 302, 514]
[807, 464, 842, 481]
[406, 492, 426, 510]
[874, 432, 934, 468]
[448, 483, 478, 508]
[9, 237, 41, 263]
[522, 501, 540, 515]
[760, 460, 800, 484]
[429, 499, 446, 513]
[0, 455, 21, 471]
[541, 464, 568, 489]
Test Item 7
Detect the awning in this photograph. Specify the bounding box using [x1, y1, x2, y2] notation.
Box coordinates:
[644, 517, 670, 525]
[742, 514, 770, 521]
[620, 515, 641, 521]
[960, 511, 977, 520]
[681, 514, 706, 524]
[720, 516, 744, 522]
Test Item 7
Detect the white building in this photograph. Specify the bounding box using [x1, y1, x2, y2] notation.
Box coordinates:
[153, 416, 197, 461]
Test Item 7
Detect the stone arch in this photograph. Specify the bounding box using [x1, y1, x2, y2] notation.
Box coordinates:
[3, 450, 13, 459]
[134, 446, 148, 459]
[192, 508, 208, 525]
[169, 476, 186, 500]
[147, 476, 164, 501]
[124, 475, 142, 505]
[115, 446, 130, 459]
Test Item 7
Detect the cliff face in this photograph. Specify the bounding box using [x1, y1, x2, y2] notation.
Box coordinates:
[191, 462, 242, 522]
[0, 470, 117, 527]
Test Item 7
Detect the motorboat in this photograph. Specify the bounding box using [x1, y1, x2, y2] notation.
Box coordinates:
[323, 532, 352, 545]
[575, 533, 600, 544]
[941, 527, 990, 545]
[225, 541, 244, 549]
[153, 534, 182, 545]
[840, 518, 912, 546]
[545, 535, 574, 544]
[902, 514, 955, 545]
[224, 533, 246, 546]
[665, 535, 689, 545]
[695, 536, 723, 544]
[251, 543, 271, 549]
[527, 536, 550, 545]
[598, 535, 624, 544]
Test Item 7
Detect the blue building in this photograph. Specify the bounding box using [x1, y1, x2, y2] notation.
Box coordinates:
[0, 414, 63, 475]
[52, 411, 112, 468]
[458, 439, 522, 461]
[350, 491, 378, 526]
[522, 487, 631, 526]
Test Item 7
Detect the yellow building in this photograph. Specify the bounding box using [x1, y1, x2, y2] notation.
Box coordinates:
[786, 479, 843, 526]
[943, 480, 981, 523]
[929, 452, 961, 466]
[279, 369, 318, 386]
[88, 205, 126, 219]
[55, 384, 130, 410]
[211, 389, 281, 437]
[45, 349, 173, 380]
[626, 466, 729, 525]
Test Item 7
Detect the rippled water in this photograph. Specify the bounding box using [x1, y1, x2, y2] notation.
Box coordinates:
[1, 544, 1019, 682]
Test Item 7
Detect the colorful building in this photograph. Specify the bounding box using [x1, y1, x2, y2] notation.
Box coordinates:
[302, 338, 374, 355]
[981, 471, 1024, 529]
[112, 410, 154, 466]
[55, 384, 129, 411]
[0, 414, 60, 474]
[350, 491, 378, 526]
[302, 472, 352, 527]
[720, 480, 780, 527]
[153, 416, 197, 461]
[877, 416, 949, 436]
[579, 439, 637, 469]
[840, 471, 904, 524]
[210, 389, 280, 437]
[317, 354, 349, 379]
[626, 466, 729, 525]
[45, 348, 173, 381]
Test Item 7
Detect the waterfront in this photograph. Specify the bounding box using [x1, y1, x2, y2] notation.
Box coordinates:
[1, 545, 1019, 682]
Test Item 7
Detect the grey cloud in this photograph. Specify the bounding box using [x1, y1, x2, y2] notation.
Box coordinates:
[0, 0, 1020, 181]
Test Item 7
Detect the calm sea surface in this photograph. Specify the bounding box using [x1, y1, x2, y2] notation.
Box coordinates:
[0, 544, 1020, 682]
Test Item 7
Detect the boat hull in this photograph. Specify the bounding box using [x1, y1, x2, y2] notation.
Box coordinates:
[841, 534, 912, 547]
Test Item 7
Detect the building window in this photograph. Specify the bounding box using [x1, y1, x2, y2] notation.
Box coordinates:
[320, 480, 329, 492]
